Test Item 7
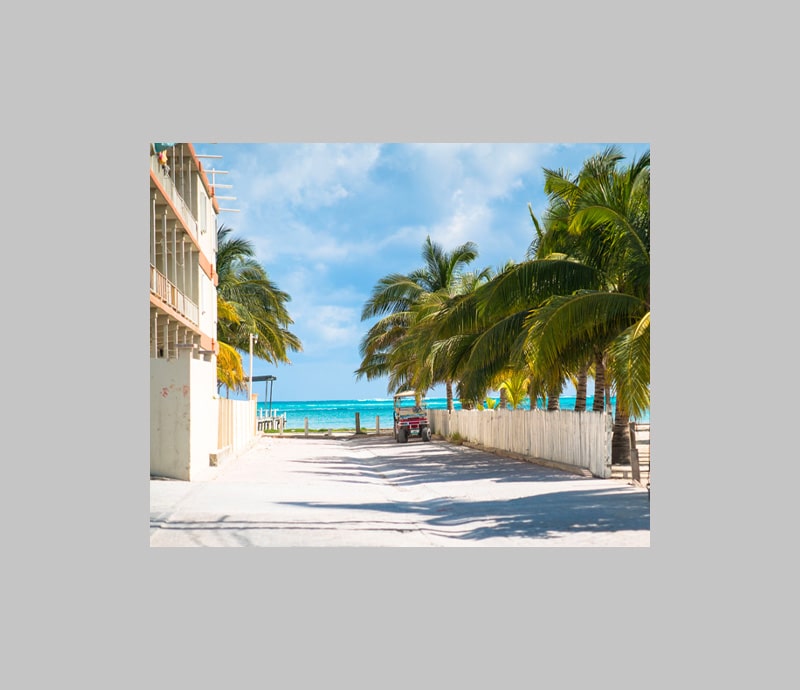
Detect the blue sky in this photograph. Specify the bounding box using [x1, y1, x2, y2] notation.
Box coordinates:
[195, 142, 649, 402]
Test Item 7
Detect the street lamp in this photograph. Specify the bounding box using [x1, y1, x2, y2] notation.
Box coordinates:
[249, 333, 258, 399]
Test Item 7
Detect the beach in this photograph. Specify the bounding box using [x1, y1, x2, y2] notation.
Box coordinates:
[151, 433, 650, 547]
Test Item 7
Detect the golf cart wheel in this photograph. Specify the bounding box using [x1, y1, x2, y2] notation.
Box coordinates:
[422, 426, 432, 442]
[398, 427, 408, 443]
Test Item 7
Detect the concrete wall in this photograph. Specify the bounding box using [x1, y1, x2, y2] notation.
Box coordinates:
[186, 354, 218, 480]
[198, 269, 216, 348]
[150, 351, 218, 481]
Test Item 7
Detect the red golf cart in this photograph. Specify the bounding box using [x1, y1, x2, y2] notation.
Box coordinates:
[393, 390, 432, 443]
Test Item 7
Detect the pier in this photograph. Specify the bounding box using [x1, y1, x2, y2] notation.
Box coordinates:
[256, 409, 286, 432]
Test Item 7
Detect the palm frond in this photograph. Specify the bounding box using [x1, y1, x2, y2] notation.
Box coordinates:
[527, 291, 646, 373]
[216, 341, 245, 391]
[605, 312, 650, 418]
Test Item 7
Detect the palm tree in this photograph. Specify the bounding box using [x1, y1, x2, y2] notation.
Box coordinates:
[497, 369, 530, 409]
[401, 265, 496, 406]
[216, 297, 245, 395]
[216, 224, 303, 390]
[524, 147, 650, 462]
[432, 147, 649, 463]
[574, 362, 589, 411]
[356, 236, 481, 409]
[217, 342, 245, 396]
[434, 250, 593, 410]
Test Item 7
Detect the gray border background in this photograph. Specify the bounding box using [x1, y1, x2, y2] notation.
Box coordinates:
[8, 0, 786, 686]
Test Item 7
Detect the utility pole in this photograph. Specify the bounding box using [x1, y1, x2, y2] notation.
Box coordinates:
[249, 333, 258, 399]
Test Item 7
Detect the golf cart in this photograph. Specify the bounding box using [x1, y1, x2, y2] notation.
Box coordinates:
[393, 390, 432, 443]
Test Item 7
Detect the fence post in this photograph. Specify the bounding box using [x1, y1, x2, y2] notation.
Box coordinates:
[629, 421, 640, 483]
[355, 412, 361, 434]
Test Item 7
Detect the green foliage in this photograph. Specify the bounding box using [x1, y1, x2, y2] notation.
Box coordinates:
[498, 370, 530, 409]
[354, 147, 650, 425]
[215, 224, 303, 390]
[217, 341, 245, 392]
[355, 235, 482, 398]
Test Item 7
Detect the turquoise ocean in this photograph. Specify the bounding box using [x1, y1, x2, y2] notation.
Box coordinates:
[257, 396, 649, 431]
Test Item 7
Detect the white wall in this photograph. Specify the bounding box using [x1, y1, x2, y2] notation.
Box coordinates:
[186, 354, 218, 480]
[198, 270, 216, 344]
[150, 357, 190, 479]
[150, 352, 218, 481]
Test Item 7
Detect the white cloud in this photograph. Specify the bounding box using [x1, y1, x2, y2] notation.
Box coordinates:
[223, 143, 562, 358]
[312, 305, 362, 348]
[411, 143, 540, 198]
[431, 203, 493, 248]
[364, 223, 430, 254]
[245, 143, 381, 210]
[231, 143, 553, 272]
[291, 299, 363, 354]
[264, 264, 364, 355]
[251, 219, 355, 265]
[406, 143, 547, 250]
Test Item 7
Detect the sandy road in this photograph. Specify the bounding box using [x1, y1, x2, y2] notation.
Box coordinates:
[149, 434, 650, 547]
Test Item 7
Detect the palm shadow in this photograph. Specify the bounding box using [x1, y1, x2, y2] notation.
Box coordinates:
[276, 488, 649, 541]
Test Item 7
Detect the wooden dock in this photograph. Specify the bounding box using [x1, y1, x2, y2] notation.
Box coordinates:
[257, 413, 286, 432]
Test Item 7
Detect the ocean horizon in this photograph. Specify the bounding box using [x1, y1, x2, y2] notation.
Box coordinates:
[255, 395, 649, 430]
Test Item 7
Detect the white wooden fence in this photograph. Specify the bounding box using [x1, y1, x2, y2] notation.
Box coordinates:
[217, 397, 257, 459]
[428, 408, 613, 478]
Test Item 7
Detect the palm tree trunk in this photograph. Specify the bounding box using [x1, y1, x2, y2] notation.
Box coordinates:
[592, 353, 605, 412]
[446, 380, 454, 411]
[546, 382, 561, 411]
[611, 399, 631, 465]
[575, 363, 588, 412]
[499, 387, 508, 410]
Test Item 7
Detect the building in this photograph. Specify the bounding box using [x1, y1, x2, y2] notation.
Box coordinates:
[149, 143, 220, 480]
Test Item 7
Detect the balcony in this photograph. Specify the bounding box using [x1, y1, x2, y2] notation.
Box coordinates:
[150, 265, 199, 325]
[150, 156, 199, 241]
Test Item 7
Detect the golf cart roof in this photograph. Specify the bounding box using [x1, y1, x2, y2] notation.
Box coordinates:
[393, 390, 420, 399]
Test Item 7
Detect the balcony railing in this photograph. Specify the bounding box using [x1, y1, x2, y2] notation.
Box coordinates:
[150, 265, 199, 325]
[151, 157, 199, 241]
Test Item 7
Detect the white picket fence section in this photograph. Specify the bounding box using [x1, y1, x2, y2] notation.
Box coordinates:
[428, 408, 613, 478]
[217, 397, 257, 458]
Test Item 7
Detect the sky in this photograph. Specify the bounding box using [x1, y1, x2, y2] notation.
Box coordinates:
[193, 142, 649, 402]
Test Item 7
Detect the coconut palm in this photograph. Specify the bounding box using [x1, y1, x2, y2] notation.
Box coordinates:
[401, 265, 496, 405]
[217, 342, 245, 395]
[216, 297, 245, 394]
[434, 147, 649, 463]
[497, 369, 530, 409]
[435, 250, 595, 408]
[356, 235, 480, 409]
[524, 147, 650, 462]
[216, 224, 303, 390]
